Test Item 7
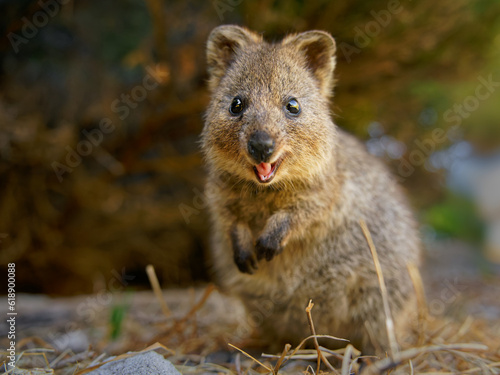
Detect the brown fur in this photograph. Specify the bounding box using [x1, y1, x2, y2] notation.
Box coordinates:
[201, 25, 421, 354]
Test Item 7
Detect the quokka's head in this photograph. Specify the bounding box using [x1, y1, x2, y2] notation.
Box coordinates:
[202, 25, 338, 186]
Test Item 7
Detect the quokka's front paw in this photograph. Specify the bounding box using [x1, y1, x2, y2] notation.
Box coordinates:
[256, 214, 290, 262]
[256, 234, 283, 262]
[234, 249, 258, 274]
[231, 223, 258, 274]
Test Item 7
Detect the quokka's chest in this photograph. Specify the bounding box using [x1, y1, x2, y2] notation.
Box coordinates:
[224, 188, 296, 226]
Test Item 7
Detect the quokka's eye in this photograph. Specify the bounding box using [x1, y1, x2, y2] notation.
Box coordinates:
[285, 98, 301, 115]
[229, 97, 244, 115]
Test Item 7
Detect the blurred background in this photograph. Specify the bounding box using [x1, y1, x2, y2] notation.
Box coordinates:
[1, 0, 500, 295]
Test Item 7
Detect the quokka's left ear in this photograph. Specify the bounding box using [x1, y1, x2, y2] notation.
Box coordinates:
[283, 30, 336, 97]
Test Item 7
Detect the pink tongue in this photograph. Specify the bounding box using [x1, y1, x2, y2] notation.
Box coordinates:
[256, 162, 272, 177]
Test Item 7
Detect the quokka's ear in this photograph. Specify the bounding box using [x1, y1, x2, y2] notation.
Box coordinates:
[206, 25, 262, 91]
[283, 31, 336, 97]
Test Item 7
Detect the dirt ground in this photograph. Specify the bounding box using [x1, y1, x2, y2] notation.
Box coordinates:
[2, 240, 500, 374]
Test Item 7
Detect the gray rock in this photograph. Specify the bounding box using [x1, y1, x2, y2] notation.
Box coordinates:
[51, 329, 90, 353]
[88, 351, 181, 375]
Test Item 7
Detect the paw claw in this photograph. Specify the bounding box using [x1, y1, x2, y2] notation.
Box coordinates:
[234, 251, 258, 274]
[256, 236, 282, 262]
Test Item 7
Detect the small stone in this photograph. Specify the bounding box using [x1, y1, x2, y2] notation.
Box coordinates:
[87, 351, 180, 375]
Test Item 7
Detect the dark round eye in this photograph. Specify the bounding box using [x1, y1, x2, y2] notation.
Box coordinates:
[229, 97, 244, 115]
[286, 98, 300, 115]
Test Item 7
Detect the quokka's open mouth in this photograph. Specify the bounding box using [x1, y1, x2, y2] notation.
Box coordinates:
[253, 158, 282, 183]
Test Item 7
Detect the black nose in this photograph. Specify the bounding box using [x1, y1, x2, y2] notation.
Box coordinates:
[247, 131, 275, 163]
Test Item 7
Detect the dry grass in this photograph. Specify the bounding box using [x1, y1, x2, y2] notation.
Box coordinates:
[2, 234, 500, 374]
[3, 289, 499, 374]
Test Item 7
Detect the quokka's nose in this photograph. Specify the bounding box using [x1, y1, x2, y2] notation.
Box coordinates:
[247, 131, 275, 163]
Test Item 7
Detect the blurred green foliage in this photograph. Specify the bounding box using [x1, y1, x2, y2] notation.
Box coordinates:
[109, 296, 131, 341]
[424, 193, 485, 244]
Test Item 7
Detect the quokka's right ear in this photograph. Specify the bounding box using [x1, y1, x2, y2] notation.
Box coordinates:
[206, 25, 262, 91]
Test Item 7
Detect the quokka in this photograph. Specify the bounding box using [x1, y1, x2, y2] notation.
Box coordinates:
[201, 25, 421, 353]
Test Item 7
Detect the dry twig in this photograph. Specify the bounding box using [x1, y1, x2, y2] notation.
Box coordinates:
[361, 343, 488, 375]
[146, 264, 172, 318]
[407, 262, 428, 346]
[306, 300, 337, 373]
[228, 343, 273, 373]
[341, 344, 354, 375]
[360, 219, 399, 357]
[274, 343, 292, 373]
[176, 284, 216, 326]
